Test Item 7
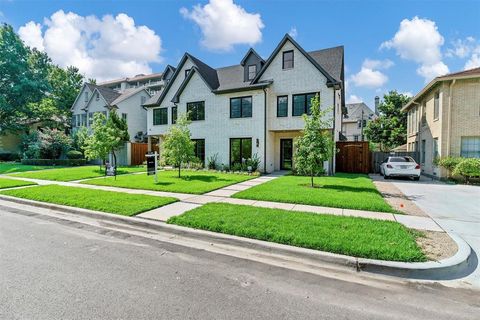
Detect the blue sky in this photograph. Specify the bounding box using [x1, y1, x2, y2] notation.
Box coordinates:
[1, 0, 479, 108]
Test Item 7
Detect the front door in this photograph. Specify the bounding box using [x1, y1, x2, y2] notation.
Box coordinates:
[280, 139, 293, 170]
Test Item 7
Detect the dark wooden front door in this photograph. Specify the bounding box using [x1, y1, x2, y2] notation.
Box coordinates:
[280, 139, 293, 170]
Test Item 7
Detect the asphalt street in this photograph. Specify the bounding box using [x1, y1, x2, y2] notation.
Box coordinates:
[0, 205, 479, 320]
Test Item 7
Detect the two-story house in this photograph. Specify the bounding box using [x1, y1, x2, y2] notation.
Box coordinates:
[144, 34, 344, 173]
[341, 100, 377, 141]
[403, 67, 480, 179]
[71, 82, 152, 165]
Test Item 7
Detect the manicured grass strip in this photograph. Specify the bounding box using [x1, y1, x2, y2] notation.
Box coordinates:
[234, 173, 395, 213]
[0, 178, 36, 189]
[168, 203, 426, 262]
[1, 185, 176, 216]
[0, 163, 54, 174]
[81, 170, 254, 194]
[11, 165, 146, 181]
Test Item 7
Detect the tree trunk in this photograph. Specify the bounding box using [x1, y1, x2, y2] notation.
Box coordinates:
[112, 150, 117, 167]
[311, 169, 314, 188]
[178, 163, 181, 178]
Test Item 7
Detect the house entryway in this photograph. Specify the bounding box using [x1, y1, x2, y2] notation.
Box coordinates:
[280, 139, 293, 170]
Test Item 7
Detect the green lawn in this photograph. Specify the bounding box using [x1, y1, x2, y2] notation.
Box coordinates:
[81, 170, 254, 194]
[11, 165, 146, 181]
[168, 203, 426, 262]
[0, 162, 54, 174]
[0, 178, 36, 189]
[233, 173, 395, 213]
[1, 184, 176, 216]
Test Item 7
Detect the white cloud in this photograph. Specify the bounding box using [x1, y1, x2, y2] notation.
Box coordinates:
[288, 27, 298, 39]
[401, 91, 413, 97]
[446, 36, 480, 70]
[18, 21, 44, 51]
[180, 0, 264, 51]
[465, 53, 480, 69]
[349, 59, 392, 88]
[381, 16, 449, 82]
[346, 95, 363, 104]
[17, 10, 163, 82]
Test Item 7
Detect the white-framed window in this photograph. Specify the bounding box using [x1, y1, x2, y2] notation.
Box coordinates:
[461, 136, 480, 158]
[84, 92, 89, 102]
[247, 65, 257, 80]
[122, 113, 127, 122]
[434, 91, 440, 120]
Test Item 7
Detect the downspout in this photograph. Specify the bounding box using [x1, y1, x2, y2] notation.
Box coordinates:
[446, 79, 456, 156]
[263, 88, 267, 173]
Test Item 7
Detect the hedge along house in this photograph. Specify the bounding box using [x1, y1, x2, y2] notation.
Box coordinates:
[144, 34, 345, 173]
[402, 67, 480, 179]
[70, 83, 151, 165]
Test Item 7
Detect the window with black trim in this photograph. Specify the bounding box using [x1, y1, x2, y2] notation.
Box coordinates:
[230, 138, 252, 166]
[192, 139, 205, 165]
[230, 96, 252, 118]
[153, 108, 168, 125]
[277, 96, 288, 117]
[171, 106, 177, 124]
[248, 65, 257, 80]
[185, 68, 191, 78]
[292, 92, 318, 116]
[187, 101, 205, 121]
[282, 50, 294, 69]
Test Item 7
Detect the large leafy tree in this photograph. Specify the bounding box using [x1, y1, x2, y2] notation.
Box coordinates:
[0, 24, 50, 133]
[162, 113, 195, 178]
[364, 91, 411, 151]
[294, 95, 335, 187]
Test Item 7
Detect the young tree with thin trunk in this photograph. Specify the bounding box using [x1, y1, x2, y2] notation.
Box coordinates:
[294, 94, 335, 187]
[162, 113, 195, 178]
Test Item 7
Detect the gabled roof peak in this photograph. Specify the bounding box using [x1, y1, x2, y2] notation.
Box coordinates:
[240, 48, 265, 66]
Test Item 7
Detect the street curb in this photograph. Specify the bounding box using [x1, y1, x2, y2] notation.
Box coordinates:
[0, 195, 474, 280]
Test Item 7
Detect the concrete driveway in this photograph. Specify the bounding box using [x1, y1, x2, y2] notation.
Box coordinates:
[386, 175, 480, 288]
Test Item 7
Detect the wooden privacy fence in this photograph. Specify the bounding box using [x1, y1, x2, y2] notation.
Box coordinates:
[371, 151, 420, 173]
[131, 143, 148, 165]
[336, 141, 371, 174]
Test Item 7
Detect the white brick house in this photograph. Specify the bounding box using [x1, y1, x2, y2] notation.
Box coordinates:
[144, 34, 344, 173]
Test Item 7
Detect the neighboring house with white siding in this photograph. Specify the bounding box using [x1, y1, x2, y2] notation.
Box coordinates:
[402, 67, 480, 179]
[341, 102, 377, 141]
[70, 83, 151, 165]
[144, 34, 344, 173]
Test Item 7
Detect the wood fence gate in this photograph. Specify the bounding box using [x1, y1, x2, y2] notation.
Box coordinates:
[336, 141, 371, 173]
[131, 143, 148, 165]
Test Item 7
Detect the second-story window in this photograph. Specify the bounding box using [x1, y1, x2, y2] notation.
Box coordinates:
[277, 96, 288, 117]
[187, 101, 205, 121]
[171, 106, 177, 124]
[84, 92, 89, 102]
[153, 108, 168, 125]
[282, 50, 294, 69]
[292, 92, 317, 116]
[230, 97, 252, 118]
[247, 65, 257, 80]
[122, 113, 127, 122]
[95, 92, 100, 101]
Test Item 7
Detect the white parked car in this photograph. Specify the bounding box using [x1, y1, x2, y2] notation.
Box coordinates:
[380, 156, 421, 180]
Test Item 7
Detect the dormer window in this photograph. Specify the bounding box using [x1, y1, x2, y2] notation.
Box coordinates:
[84, 92, 88, 102]
[282, 50, 294, 69]
[248, 65, 257, 80]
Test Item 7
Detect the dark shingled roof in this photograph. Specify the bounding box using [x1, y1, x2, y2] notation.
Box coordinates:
[187, 54, 220, 90]
[308, 46, 344, 83]
[96, 86, 121, 105]
[437, 67, 480, 79]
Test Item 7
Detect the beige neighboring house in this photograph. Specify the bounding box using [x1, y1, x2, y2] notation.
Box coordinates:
[402, 67, 480, 179]
[341, 100, 377, 141]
